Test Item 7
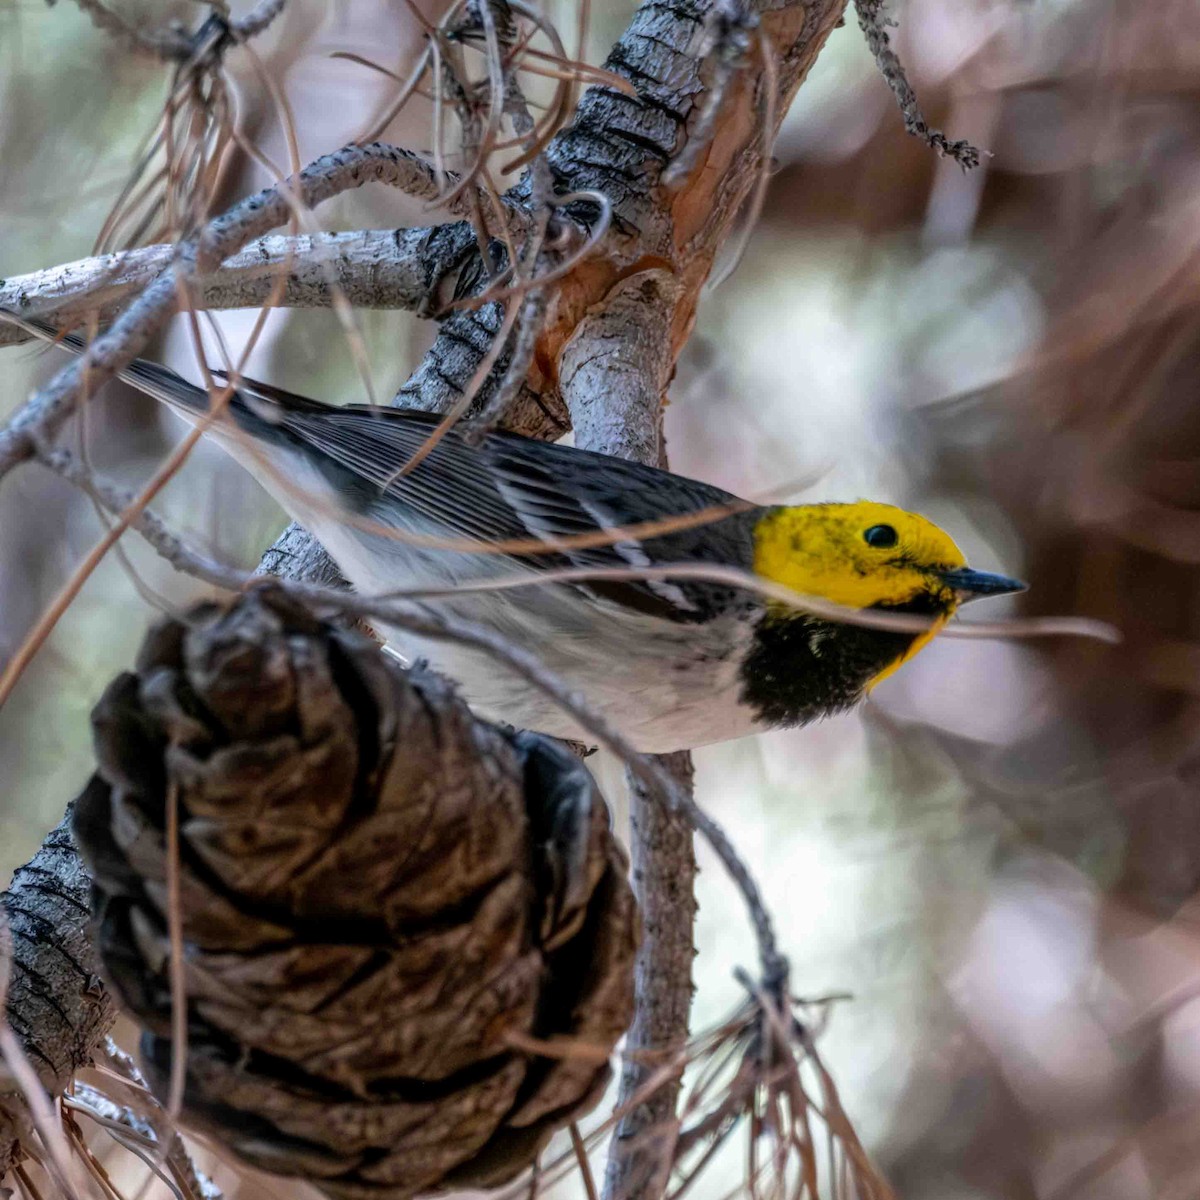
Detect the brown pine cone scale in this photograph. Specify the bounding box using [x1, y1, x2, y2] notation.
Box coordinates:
[72, 589, 638, 1198]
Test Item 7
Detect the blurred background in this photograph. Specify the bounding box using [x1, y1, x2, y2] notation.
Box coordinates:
[4, 0, 1200, 1197]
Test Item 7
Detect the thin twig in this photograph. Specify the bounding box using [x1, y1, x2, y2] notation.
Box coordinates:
[163, 780, 187, 1122]
[349, 559, 1120, 644]
[232, 0, 287, 41]
[0, 141, 468, 480]
[571, 1124, 600, 1200]
[853, 0, 981, 169]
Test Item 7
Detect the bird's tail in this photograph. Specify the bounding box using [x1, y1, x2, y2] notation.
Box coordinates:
[1, 310, 214, 418]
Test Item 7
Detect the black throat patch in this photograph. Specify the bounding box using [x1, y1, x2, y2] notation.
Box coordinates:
[738, 595, 947, 729]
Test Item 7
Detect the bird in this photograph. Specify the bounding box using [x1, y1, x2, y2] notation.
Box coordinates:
[23, 321, 1026, 752]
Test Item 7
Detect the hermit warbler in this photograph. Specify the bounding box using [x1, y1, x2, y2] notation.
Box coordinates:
[32, 332, 1026, 752]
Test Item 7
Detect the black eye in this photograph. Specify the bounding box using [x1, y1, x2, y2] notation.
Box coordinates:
[863, 524, 898, 549]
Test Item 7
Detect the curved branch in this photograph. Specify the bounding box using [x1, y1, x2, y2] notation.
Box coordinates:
[0, 225, 489, 348]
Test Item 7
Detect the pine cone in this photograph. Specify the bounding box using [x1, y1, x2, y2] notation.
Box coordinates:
[72, 589, 637, 1198]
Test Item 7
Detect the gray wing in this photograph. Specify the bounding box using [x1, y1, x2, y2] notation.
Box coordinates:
[230, 382, 758, 623]
[10, 320, 756, 619]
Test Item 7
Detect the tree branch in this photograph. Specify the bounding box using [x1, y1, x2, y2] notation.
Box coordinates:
[853, 0, 981, 169]
[560, 269, 699, 1200]
[0, 224, 494, 348]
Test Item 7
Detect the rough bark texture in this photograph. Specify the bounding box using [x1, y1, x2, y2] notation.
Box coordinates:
[607, 752, 698, 1200]
[560, 271, 680, 465]
[560, 269, 697, 1200]
[0, 224, 494, 348]
[256, 520, 355, 590]
[0, 814, 116, 1177]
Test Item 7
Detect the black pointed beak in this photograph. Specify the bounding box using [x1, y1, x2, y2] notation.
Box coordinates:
[937, 567, 1028, 603]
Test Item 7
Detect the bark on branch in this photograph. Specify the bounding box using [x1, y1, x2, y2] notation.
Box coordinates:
[561, 268, 699, 1200]
[0, 814, 115, 1176]
[0, 224, 496, 348]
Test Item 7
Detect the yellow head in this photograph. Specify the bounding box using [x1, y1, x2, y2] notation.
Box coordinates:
[751, 500, 1026, 683]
